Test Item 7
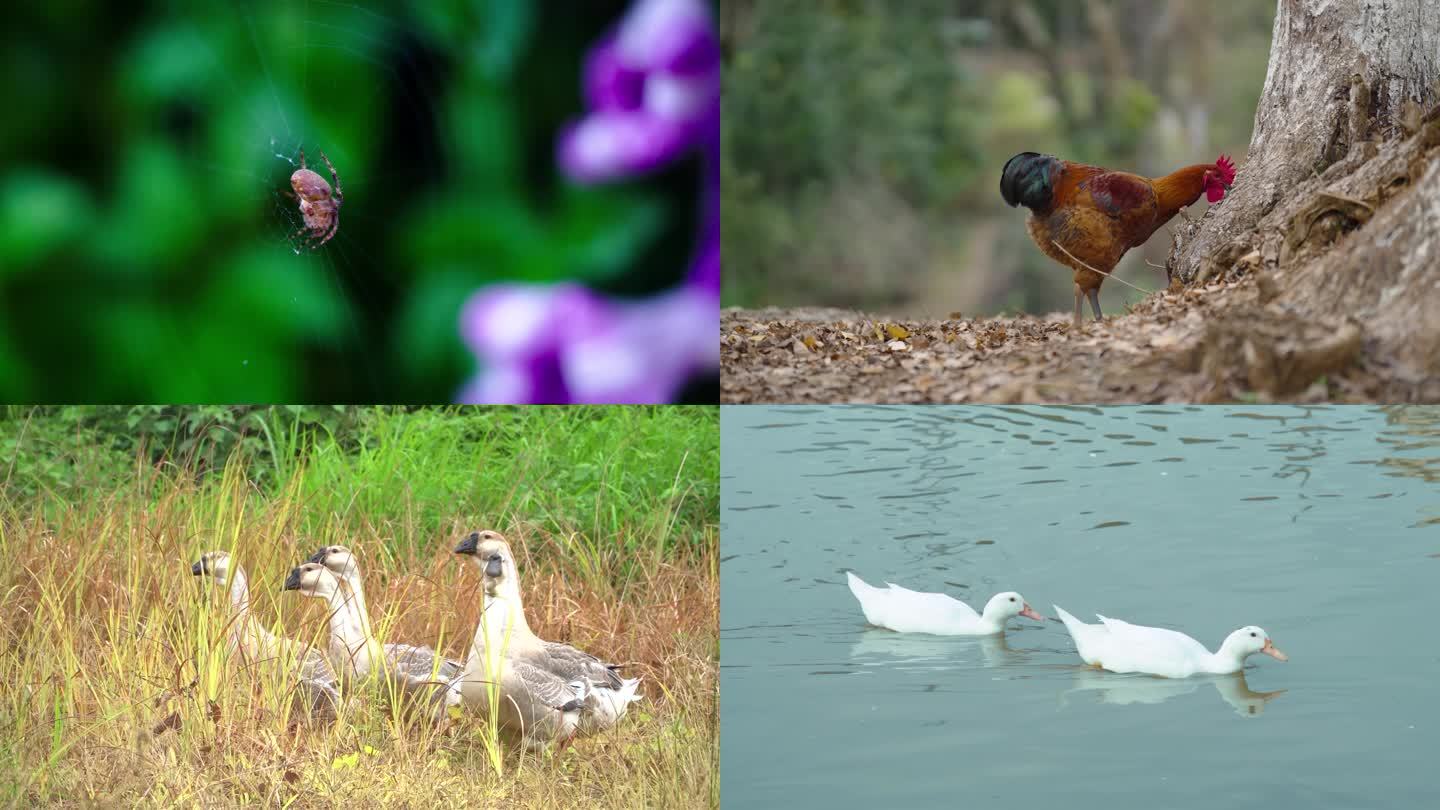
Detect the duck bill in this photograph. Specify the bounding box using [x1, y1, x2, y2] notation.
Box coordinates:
[1019, 603, 1045, 622]
[1261, 638, 1288, 661]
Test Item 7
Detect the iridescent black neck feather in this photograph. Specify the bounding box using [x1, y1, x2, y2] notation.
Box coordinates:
[1000, 152, 1061, 211]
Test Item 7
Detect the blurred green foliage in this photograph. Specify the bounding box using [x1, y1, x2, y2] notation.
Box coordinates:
[0, 405, 719, 561]
[723, 0, 984, 305]
[722, 0, 1276, 315]
[0, 0, 707, 401]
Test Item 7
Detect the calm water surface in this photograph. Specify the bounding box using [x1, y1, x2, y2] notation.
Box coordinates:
[721, 406, 1439, 809]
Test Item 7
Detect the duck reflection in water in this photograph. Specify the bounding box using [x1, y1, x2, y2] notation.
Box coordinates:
[1061, 667, 1287, 717]
[849, 628, 1029, 672]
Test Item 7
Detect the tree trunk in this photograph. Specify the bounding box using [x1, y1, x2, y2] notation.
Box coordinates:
[1163, 0, 1440, 394]
[1170, 0, 1440, 280]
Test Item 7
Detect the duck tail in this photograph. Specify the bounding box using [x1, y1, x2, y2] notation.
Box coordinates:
[1053, 604, 1084, 634]
[845, 571, 882, 625]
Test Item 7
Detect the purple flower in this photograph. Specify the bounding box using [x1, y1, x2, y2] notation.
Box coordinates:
[558, 0, 720, 183]
[457, 0, 720, 404]
[457, 283, 717, 404]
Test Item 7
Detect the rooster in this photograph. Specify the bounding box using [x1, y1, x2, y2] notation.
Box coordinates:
[1000, 152, 1236, 326]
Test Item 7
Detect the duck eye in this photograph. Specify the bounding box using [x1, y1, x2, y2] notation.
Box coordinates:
[1009, 597, 1016, 602]
[1250, 632, 1257, 638]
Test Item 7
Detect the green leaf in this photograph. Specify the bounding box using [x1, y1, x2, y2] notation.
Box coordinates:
[471, 0, 536, 80]
[392, 270, 482, 393]
[0, 171, 96, 274]
[554, 186, 666, 282]
[204, 246, 349, 343]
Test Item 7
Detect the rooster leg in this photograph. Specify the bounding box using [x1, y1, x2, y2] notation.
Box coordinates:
[1072, 284, 1084, 328]
[1087, 288, 1103, 321]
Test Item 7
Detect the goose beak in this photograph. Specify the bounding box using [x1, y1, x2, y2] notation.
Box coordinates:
[282, 567, 302, 592]
[191, 560, 203, 576]
[307, 547, 327, 564]
[484, 556, 503, 578]
[1019, 603, 1045, 622]
[454, 533, 479, 556]
[1261, 638, 1288, 661]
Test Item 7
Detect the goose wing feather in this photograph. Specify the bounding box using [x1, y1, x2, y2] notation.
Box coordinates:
[539, 641, 624, 689]
[384, 643, 463, 682]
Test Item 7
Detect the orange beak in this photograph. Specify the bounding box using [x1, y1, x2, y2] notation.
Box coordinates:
[1261, 638, 1288, 662]
[1019, 603, 1045, 622]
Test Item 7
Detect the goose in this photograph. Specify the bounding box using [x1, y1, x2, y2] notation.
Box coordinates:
[845, 571, 1044, 635]
[306, 544, 463, 686]
[191, 551, 334, 680]
[453, 530, 641, 738]
[462, 570, 589, 751]
[283, 562, 460, 720]
[1053, 605, 1289, 679]
[191, 552, 339, 720]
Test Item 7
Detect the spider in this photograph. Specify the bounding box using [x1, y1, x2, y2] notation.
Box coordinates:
[287, 148, 343, 249]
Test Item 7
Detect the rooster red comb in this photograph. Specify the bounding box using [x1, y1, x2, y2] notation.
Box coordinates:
[1215, 154, 1236, 185]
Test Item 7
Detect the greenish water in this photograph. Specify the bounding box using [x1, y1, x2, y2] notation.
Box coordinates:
[720, 406, 1440, 809]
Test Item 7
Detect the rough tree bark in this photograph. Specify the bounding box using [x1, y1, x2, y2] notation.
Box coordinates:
[1171, 0, 1440, 280]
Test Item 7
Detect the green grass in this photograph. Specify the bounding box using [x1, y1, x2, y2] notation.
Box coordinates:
[0, 406, 718, 808]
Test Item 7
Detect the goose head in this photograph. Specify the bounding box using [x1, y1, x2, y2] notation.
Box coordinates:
[1219, 626, 1288, 664]
[308, 544, 362, 582]
[192, 551, 234, 585]
[453, 530, 514, 593]
[282, 562, 342, 601]
[982, 592, 1045, 626]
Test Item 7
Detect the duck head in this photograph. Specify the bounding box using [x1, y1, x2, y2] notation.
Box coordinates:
[1221, 626, 1288, 663]
[982, 592, 1045, 625]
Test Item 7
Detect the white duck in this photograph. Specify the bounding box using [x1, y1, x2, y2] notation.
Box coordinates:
[845, 571, 1044, 636]
[1053, 605, 1289, 679]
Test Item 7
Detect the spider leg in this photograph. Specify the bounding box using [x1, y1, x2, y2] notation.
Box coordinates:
[288, 227, 310, 250]
[319, 150, 342, 205]
[298, 148, 307, 171]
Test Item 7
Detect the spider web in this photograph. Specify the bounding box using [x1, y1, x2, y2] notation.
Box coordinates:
[156, 0, 466, 399]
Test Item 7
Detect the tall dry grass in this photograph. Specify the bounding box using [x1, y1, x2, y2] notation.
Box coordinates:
[0, 429, 717, 807]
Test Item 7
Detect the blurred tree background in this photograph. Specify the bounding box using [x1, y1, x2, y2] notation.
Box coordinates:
[722, 0, 1276, 317]
[0, 0, 715, 402]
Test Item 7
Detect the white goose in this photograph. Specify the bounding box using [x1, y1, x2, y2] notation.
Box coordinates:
[845, 571, 1044, 635]
[191, 551, 340, 719]
[307, 545, 463, 686]
[1053, 605, 1289, 679]
[453, 530, 641, 741]
[283, 562, 461, 720]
